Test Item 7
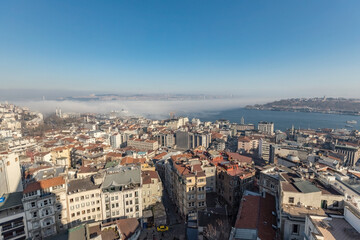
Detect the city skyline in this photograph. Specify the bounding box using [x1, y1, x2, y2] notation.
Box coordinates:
[1, 1, 360, 97]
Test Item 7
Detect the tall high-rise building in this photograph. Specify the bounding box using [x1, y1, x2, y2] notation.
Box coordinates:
[258, 121, 274, 135]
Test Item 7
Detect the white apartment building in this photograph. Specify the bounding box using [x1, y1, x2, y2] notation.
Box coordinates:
[127, 139, 159, 151]
[0, 153, 23, 195]
[67, 177, 103, 227]
[22, 176, 66, 239]
[258, 121, 274, 135]
[101, 167, 143, 221]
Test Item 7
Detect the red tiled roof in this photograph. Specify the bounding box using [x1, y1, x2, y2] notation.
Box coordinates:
[116, 218, 139, 240]
[234, 194, 276, 240]
[234, 195, 260, 229]
[226, 152, 252, 164]
[23, 176, 65, 194]
[153, 152, 167, 160]
[142, 171, 160, 184]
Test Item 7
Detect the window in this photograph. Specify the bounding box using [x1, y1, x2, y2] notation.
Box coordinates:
[85, 195, 89, 199]
[87, 209, 90, 213]
[71, 213, 75, 217]
[31, 202, 36, 208]
[82, 210, 85, 214]
[288, 197, 294, 204]
[70, 198, 74, 203]
[115, 196, 118, 200]
[135, 192, 138, 197]
[292, 224, 299, 235]
[70, 206, 74, 210]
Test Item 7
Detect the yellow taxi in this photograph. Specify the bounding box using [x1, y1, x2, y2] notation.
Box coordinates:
[156, 225, 169, 232]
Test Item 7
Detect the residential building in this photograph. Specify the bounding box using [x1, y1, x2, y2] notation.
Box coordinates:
[258, 121, 274, 135]
[334, 144, 360, 167]
[258, 138, 270, 162]
[164, 155, 207, 218]
[110, 134, 122, 149]
[141, 171, 163, 210]
[216, 161, 255, 213]
[101, 166, 143, 221]
[229, 193, 276, 240]
[280, 177, 344, 240]
[67, 177, 102, 227]
[22, 176, 67, 239]
[127, 139, 159, 151]
[237, 136, 259, 153]
[304, 210, 360, 240]
[0, 153, 23, 195]
[0, 192, 28, 240]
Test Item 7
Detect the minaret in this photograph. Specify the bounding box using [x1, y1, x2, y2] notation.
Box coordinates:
[241, 116, 245, 125]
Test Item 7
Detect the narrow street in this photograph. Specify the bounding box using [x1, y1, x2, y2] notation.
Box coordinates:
[140, 176, 186, 240]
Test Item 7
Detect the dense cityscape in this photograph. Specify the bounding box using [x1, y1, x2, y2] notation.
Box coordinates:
[0, 102, 360, 240]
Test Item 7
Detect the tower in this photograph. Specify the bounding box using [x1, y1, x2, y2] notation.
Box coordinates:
[241, 116, 245, 125]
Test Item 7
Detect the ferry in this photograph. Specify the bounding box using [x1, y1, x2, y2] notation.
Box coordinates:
[346, 120, 357, 124]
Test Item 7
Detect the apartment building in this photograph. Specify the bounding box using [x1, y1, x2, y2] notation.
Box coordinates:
[141, 170, 163, 210]
[304, 209, 360, 240]
[22, 176, 67, 239]
[279, 176, 344, 240]
[258, 121, 274, 135]
[0, 153, 23, 195]
[0, 192, 28, 240]
[334, 144, 360, 167]
[101, 167, 143, 221]
[127, 139, 159, 151]
[165, 155, 207, 218]
[216, 161, 255, 213]
[156, 132, 175, 148]
[67, 177, 103, 227]
[258, 138, 270, 162]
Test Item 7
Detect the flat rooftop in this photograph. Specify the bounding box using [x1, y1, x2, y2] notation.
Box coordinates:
[0, 192, 23, 211]
[282, 204, 326, 218]
[312, 217, 360, 240]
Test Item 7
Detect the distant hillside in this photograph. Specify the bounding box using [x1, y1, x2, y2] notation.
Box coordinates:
[246, 97, 360, 115]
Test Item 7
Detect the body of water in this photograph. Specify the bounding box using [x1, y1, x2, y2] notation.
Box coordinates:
[191, 108, 360, 131]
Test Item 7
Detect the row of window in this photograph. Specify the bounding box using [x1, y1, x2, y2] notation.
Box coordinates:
[70, 200, 100, 210]
[187, 201, 205, 207]
[70, 207, 101, 218]
[69, 193, 100, 203]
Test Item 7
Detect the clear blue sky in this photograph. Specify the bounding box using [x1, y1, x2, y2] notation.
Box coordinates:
[1, 0, 360, 97]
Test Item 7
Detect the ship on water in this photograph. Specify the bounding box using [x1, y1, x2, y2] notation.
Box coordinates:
[346, 120, 357, 124]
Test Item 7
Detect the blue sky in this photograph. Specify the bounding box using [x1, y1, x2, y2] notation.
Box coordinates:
[1, 0, 360, 97]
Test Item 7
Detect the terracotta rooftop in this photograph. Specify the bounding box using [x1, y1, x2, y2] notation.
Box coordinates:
[116, 218, 140, 239]
[226, 152, 252, 164]
[234, 194, 276, 240]
[142, 170, 160, 184]
[23, 176, 65, 194]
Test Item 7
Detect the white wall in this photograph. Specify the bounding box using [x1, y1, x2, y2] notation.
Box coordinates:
[344, 206, 360, 233]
